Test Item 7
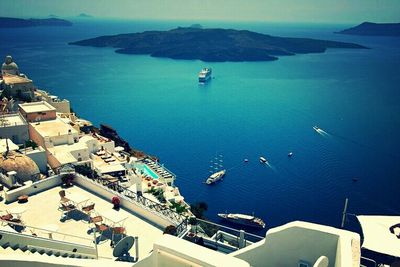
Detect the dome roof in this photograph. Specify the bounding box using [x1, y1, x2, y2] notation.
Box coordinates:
[0, 151, 40, 183]
[2, 62, 19, 70]
[1, 55, 19, 71]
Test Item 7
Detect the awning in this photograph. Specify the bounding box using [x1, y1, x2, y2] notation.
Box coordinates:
[357, 215, 400, 257]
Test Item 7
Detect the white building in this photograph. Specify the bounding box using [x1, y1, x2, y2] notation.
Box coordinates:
[28, 118, 79, 149]
[35, 89, 71, 114]
[19, 145, 48, 173]
[0, 113, 29, 144]
[0, 138, 19, 153]
[47, 142, 92, 169]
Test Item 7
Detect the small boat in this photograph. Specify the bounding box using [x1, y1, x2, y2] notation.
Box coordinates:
[218, 213, 266, 229]
[259, 156, 267, 163]
[313, 126, 320, 132]
[244, 158, 249, 162]
[198, 68, 212, 83]
[206, 169, 226, 185]
[288, 152, 293, 157]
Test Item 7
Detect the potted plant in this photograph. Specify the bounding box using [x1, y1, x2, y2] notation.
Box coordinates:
[111, 196, 120, 210]
[61, 173, 74, 187]
[163, 225, 177, 236]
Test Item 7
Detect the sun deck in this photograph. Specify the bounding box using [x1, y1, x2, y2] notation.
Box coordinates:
[0, 185, 163, 260]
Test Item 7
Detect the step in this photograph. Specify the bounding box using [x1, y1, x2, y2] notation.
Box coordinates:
[1, 242, 10, 249]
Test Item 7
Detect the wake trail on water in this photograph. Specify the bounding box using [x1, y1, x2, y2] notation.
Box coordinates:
[325, 130, 399, 159]
[316, 129, 331, 138]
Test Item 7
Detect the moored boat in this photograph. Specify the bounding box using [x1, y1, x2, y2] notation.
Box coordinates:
[218, 213, 266, 229]
[198, 68, 212, 82]
[206, 169, 226, 184]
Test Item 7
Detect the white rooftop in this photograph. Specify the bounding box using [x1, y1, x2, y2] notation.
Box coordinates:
[30, 118, 78, 137]
[0, 113, 27, 127]
[47, 143, 88, 165]
[19, 101, 56, 114]
[0, 185, 163, 260]
[95, 164, 126, 174]
[357, 215, 400, 257]
[0, 139, 19, 153]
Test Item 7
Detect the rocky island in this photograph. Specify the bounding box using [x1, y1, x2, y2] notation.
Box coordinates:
[337, 22, 400, 36]
[69, 27, 367, 62]
[0, 17, 72, 28]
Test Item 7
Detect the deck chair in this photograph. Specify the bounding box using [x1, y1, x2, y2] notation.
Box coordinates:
[59, 202, 76, 220]
[81, 203, 95, 221]
[95, 222, 110, 243]
[111, 226, 127, 246]
[59, 190, 71, 204]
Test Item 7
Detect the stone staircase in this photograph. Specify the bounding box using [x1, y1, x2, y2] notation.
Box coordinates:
[0, 229, 97, 259]
[1, 241, 94, 259]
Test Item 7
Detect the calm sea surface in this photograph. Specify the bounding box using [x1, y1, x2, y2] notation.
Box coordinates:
[1, 20, 399, 234]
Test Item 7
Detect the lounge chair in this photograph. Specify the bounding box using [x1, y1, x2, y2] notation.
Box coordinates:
[59, 190, 71, 204]
[95, 221, 110, 243]
[59, 202, 76, 220]
[111, 226, 126, 246]
[81, 203, 96, 221]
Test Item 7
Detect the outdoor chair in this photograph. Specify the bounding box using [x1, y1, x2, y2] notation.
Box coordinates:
[59, 202, 76, 220]
[0, 211, 24, 229]
[81, 203, 95, 217]
[95, 221, 110, 243]
[111, 226, 127, 246]
[59, 190, 71, 204]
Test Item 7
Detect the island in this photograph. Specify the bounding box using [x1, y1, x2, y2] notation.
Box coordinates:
[337, 22, 400, 36]
[69, 27, 367, 62]
[0, 17, 72, 28]
[77, 13, 93, 18]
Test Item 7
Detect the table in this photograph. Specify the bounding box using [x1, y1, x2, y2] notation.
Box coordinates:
[66, 192, 90, 208]
[18, 195, 29, 203]
[101, 209, 128, 227]
[40, 224, 59, 239]
[8, 206, 26, 219]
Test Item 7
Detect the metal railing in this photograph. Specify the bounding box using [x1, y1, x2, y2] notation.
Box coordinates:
[80, 174, 188, 234]
[0, 219, 97, 258]
[184, 218, 263, 253]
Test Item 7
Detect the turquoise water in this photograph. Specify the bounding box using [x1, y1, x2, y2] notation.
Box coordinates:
[1, 20, 399, 234]
[143, 165, 159, 179]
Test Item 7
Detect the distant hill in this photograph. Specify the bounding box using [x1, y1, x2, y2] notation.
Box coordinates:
[0, 17, 72, 28]
[77, 13, 93, 18]
[70, 27, 367, 62]
[337, 22, 400, 36]
[189, 24, 203, 29]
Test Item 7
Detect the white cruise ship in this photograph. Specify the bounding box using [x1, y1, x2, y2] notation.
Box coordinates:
[198, 68, 212, 82]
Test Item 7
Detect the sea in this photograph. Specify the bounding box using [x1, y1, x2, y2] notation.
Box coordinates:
[1, 19, 399, 235]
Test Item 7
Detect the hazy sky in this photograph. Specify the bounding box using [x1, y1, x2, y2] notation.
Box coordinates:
[1, 0, 399, 23]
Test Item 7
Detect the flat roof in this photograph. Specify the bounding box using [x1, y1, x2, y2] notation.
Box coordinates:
[2, 74, 32, 84]
[47, 143, 89, 165]
[0, 138, 19, 153]
[0, 113, 27, 127]
[0, 185, 163, 259]
[19, 101, 56, 113]
[95, 163, 126, 174]
[30, 118, 78, 137]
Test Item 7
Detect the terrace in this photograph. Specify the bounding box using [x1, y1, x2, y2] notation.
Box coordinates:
[0, 185, 163, 260]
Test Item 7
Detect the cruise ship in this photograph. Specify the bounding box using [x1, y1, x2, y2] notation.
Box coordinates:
[198, 68, 212, 82]
[218, 213, 266, 229]
[206, 169, 226, 185]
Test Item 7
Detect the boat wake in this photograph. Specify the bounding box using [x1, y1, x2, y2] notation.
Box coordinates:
[313, 126, 330, 137]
